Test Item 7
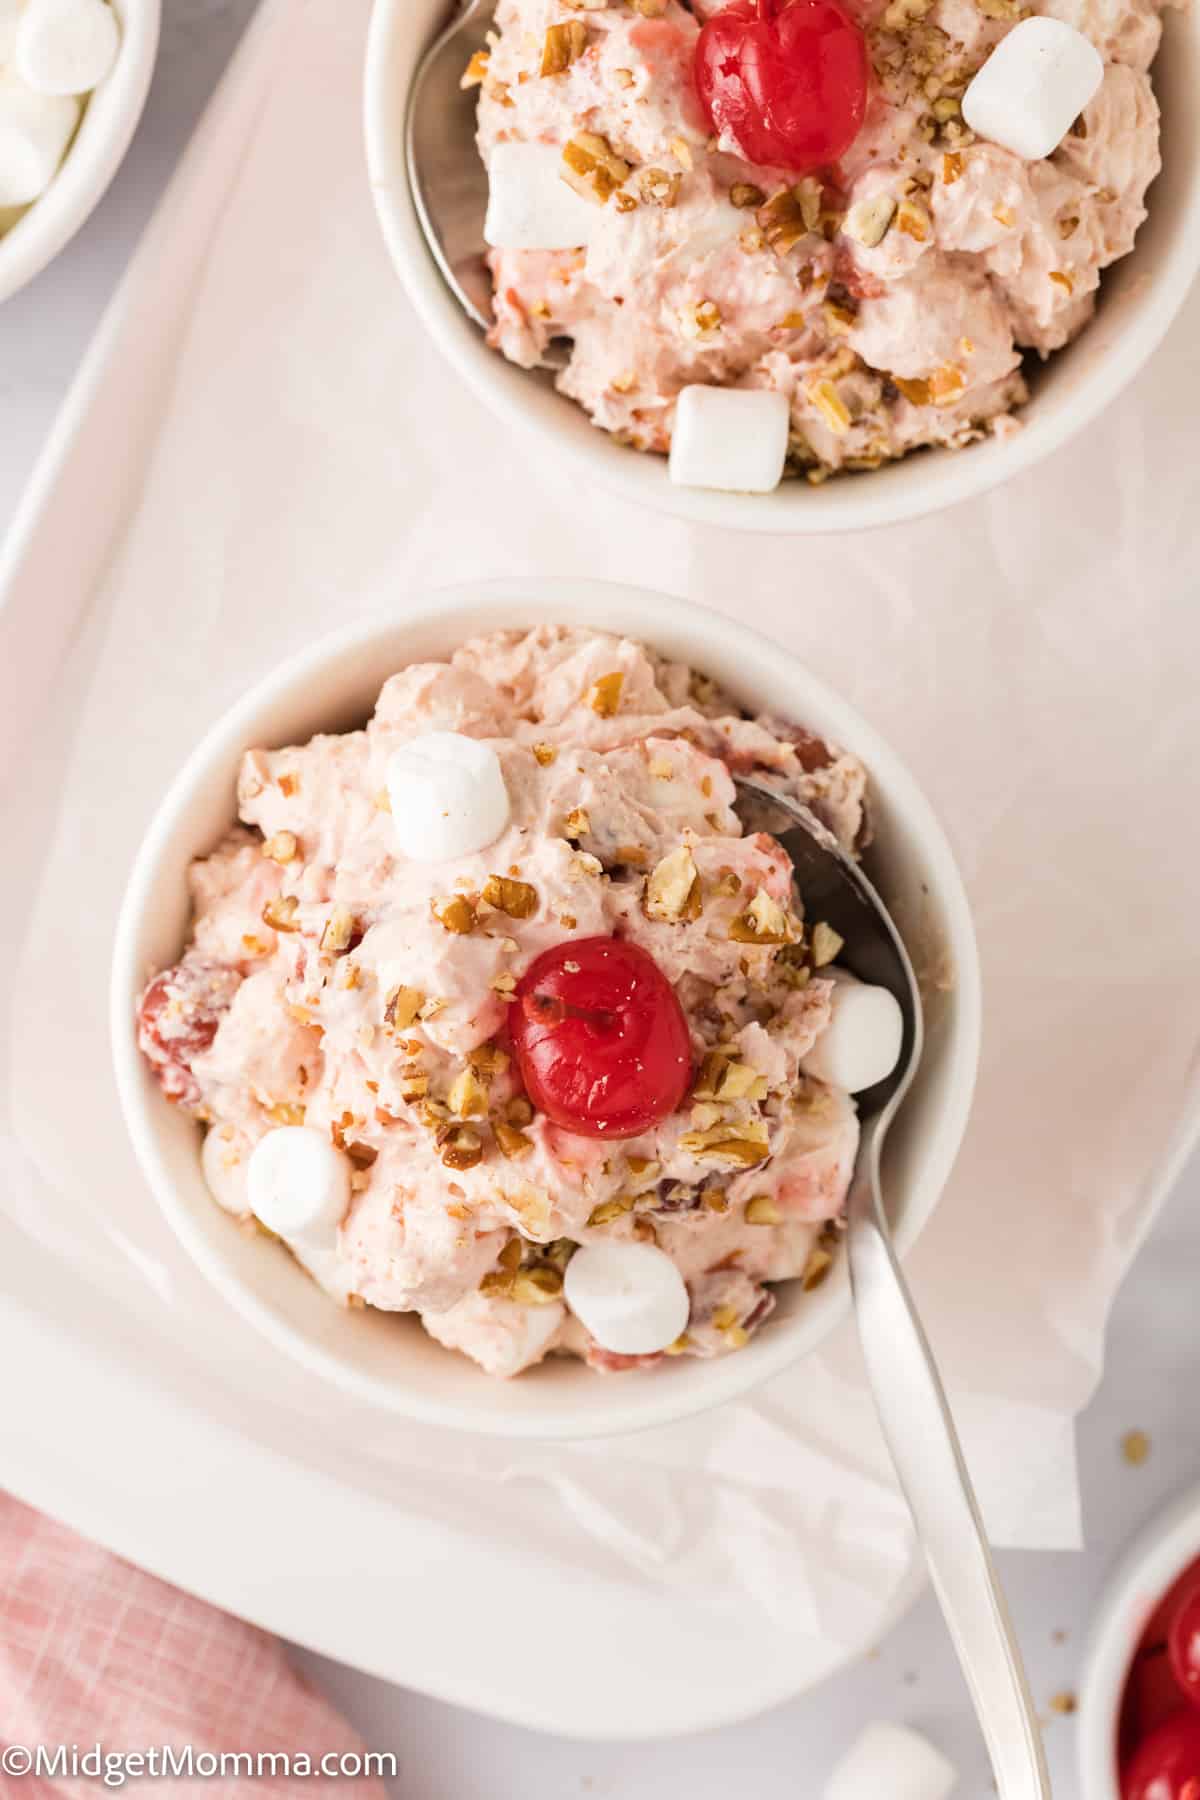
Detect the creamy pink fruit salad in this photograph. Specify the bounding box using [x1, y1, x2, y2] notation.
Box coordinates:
[137, 627, 871, 1378]
[474, 0, 1167, 477]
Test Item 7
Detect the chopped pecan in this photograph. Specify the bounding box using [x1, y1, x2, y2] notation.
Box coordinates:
[638, 167, 682, 208]
[541, 19, 588, 74]
[448, 1066, 489, 1119]
[745, 1194, 783, 1225]
[385, 986, 424, 1031]
[845, 193, 896, 248]
[468, 1042, 510, 1077]
[757, 180, 821, 252]
[460, 48, 489, 87]
[677, 1121, 770, 1167]
[645, 845, 701, 922]
[432, 894, 477, 934]
[438, 1123, 484, 1171]
[262, 830, 299, 864]
[563, 133, 631, 204]
[262, 894, 300, 933]
[320, 906, 357, 954]
[494, 1119, 534, 1159]
[585, 670, 624, 716]
[482, 874, 538, 919]
[512, 1266, 564, 1305]
[810, 920, 844, 967]
[728, 889, 792, 945]
[587, 1195, 635, 1226]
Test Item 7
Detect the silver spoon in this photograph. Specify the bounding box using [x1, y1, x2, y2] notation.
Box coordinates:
[736, 778, 1051, 1800]
[406, 0, 572, 366]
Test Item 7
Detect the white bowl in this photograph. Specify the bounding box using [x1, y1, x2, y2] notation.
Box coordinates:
[364, 0, 1200, 535]
[0, 0, 161, 306]
[1079, 1482, 1200, 1798]
[111, 578, 981, 1438]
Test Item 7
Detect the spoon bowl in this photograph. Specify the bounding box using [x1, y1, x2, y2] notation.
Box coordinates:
[405, 0, 493, 333]
[368, 0, 1200, 534]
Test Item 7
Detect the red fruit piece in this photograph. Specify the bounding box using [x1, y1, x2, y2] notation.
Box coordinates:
[1122, 1712, 1200, 1800]
[510, 937, 691, 1140]
[1123, 1644, 1188, 1762]
[136, 958, 241, 1106]
[694, 0, 868, 175]
[585, 1344, 666, 1373]
[1168, 1576, 1200, 1713]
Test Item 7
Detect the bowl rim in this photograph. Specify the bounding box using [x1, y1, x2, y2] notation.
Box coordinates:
[0, 0, 162, 306]
[1078, 1480, 1200, 1799]
[363, 0, 1200, 537]
[110, 577, 982, 1438]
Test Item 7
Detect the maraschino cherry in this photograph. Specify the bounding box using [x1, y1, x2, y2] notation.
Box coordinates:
[694, 0, 869, 174]
[1122, 1712, 1200, 1800]
[510, 937, 691, 1139]
[1170, 1574, 1200, 1708]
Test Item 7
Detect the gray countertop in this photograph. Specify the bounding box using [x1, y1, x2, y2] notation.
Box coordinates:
[4, 5, 1196, 1792]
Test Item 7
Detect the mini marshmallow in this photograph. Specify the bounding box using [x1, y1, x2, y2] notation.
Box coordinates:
[824, 1722, 957, 1800]
[0, 68, 80, 206]
[484, 141, 600, 252]
[386, 731, 510, 863]
[801, 971, 905, 1095]
[563, 1241, 690, 1357]
[246, 1127, 351, 1246]
[201, 1127, 249, 1216]
[962, 16, 1104, 161]
[15, 0, 120, 96]
[669, 385, 790, 496]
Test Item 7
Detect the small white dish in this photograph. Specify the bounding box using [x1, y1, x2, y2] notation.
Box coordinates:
[0, 0, 160, 306]
[364, 0, 1200, 535]
[111, 577, 981, 1439]
[1079, 1482, 1200, 1799]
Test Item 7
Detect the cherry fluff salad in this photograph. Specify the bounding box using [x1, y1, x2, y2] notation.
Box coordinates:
[136, 627, 906, 1379]
[472, 0, 1169, 494]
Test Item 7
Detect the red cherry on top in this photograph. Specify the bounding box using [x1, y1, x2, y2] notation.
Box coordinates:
[510, 937, 691, 1140]
[1122, 1712, 1200, 1800]
[694, 0, 868, 174]
[1171, 1576, 1200, 1709]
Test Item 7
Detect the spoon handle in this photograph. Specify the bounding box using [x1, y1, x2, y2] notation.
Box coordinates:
[847, 1157, 1051, 1800]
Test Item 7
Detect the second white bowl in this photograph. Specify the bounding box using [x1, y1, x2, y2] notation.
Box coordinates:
[111, 578, 980, 1438]
[364, 0, 1200, 535]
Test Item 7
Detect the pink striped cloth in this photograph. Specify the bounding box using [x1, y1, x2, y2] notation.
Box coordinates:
[0, 1494, 390, 1797]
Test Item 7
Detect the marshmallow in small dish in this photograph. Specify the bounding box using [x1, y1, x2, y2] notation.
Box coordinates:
[0, 66, 77, 205]
[386, 730, 510, 861]
[669, 386, 791, 496]
[16, 0, 120, 95]
[962, 17, 1104, 160]
[0, 0, 120, 217]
